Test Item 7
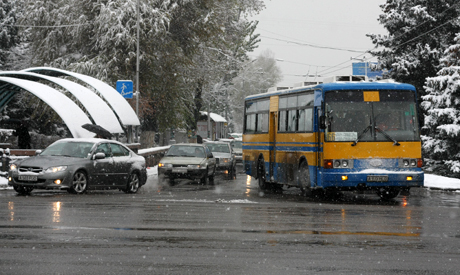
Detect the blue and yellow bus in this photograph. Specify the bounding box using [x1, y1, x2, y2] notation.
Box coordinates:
[242, 77, 424, 199]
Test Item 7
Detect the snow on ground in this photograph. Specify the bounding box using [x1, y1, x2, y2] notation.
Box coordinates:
[423, 174, 460, 190]
[2, 166, 460, 191]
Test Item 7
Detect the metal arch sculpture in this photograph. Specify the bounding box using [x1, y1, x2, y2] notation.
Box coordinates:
[0, 71, 124, 134]
[0, 77, 95, 138]
[23, 67, 140, 127]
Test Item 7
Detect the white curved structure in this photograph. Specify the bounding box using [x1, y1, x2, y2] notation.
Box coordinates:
[0, 77, 94, 138]
[23, 67, 140, 126]
[0, 71, 124, 134]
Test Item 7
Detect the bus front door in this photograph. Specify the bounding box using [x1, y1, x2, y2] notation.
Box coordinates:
[269, 111, 277, 180]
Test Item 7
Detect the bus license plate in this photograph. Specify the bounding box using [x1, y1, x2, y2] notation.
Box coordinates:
[367, 175, 388, 182]
[19, 175, 38, 182]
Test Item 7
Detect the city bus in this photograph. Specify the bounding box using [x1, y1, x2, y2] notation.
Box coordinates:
[242, 76, 424, 199]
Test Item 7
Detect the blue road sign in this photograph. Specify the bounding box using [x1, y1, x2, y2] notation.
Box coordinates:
[352, 62, 384, 79]
[116, 80, 133, 99]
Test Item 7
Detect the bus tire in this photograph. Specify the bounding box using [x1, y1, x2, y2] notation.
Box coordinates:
[377, 187, 400, 200]
[257, 159, 268, 191]
[298, 161, 311, 196]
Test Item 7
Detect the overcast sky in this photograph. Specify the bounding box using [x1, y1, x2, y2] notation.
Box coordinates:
[251, 0, 387, 87]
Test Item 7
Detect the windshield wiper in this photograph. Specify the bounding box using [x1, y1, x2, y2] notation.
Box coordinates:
[352, 125, 400, 146]
[375, 127, 400, 146]
[351, 125, 372, 146]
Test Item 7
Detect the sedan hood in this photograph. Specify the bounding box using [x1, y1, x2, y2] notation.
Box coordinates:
[16, 155, 88, 168]
[160, 156, 205, 165]
[211, 152, 231, 158]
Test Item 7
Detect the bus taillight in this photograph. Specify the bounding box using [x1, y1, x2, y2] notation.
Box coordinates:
[417, 158, 423, 168]
[324, 159, 333, 169]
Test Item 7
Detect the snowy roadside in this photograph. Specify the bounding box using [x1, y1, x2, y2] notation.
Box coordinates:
[1, 168, 460, 192]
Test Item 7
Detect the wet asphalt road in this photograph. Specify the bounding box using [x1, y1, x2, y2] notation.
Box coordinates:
[1, 166, 460, 275]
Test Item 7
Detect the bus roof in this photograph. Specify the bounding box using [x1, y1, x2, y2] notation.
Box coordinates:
[245, 81, 416, 101]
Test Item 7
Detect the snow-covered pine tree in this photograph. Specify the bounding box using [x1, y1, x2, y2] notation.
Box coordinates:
[368, 0, 460, 100]
[423, 32, 460, 176]
[0, 0, 20, 69]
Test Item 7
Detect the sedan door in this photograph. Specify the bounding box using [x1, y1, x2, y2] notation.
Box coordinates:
[91, 142, 115, 186]
[108, 143, 131, 187]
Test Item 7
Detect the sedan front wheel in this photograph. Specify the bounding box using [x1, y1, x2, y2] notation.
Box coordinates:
[13, 185, 34, 195]
[200, 168, 209, 185]
[124, 172, 140, 193]
[68, 170, 87, 194]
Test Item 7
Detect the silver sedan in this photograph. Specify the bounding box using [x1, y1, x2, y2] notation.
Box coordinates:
[8, 138, 147, 194]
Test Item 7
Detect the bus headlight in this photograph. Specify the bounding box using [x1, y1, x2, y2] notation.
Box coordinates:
[399, 159, 422, 168]
[325, 159, 353, 169]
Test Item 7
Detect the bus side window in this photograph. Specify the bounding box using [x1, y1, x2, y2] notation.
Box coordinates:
[245, 114, 256, 133]
[299, 108, 313, 132]
[287, 110, 297, 132]
[279, 111, 287, 132]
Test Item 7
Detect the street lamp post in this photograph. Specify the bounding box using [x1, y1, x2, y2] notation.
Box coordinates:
[135, 0, 140, 143]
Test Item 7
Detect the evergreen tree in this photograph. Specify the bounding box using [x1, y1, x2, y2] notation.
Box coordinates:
[17, 0, 265, 134]
[368, 0, 460, 100]
[422, 33, 460, 176]
[0, 0, 20, 69]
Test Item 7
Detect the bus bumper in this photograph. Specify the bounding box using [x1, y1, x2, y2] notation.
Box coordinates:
[321, 170, 424, 189]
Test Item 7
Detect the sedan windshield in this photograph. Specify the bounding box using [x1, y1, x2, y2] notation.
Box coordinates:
[324, 90, 420, 143]
[166, 145, 205, 158]
[233, 141, 242, 149]
[206, 143, 230, 153]
[41, 141, 95, 158]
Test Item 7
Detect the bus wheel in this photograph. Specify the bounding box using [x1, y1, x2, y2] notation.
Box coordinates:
[377, 187, 400, 200]
[257, 160, 267, 190]
[298, 161, 311, 196]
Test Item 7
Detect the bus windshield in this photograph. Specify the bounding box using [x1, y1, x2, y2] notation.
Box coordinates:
[324, 90, 420, 142]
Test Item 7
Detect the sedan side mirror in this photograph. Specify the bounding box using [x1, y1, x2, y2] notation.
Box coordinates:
[35, 150, 42, 156]
[93, 152, 106, 160]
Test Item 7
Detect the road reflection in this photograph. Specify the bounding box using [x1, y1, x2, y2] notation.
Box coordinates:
[52, 201, 61, 223]
[8, 201, 14, 221]
[240, 175, 424, 243]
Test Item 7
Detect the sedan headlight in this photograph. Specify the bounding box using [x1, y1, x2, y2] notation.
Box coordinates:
[9, 164, 17, 171]
[187, 164, 202, 169]
[45, 166, 67, 173]
[158, 163, 173, 168]
[220, 158, 230, 163]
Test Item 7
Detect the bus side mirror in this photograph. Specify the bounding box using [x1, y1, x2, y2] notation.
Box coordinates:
[320, 116, 326, 129]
